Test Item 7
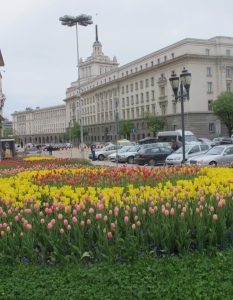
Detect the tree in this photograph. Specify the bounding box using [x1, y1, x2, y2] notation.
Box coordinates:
[63, 122, 88, 143]
[3, 128, 20, 142]
[212, 91, 233, 137]
[141, 112, 166, 136]
[118, 120, 134, 140]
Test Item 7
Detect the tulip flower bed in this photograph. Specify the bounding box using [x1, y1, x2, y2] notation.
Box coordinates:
[0, 161, 233, 266]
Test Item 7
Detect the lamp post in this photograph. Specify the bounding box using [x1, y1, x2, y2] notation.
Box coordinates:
[169, 68, 191, 164]
[59, 14, 93, 158]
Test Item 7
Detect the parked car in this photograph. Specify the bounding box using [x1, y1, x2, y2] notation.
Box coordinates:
[65, 143, 73, 148]
[89, 145, 122, 161]
[108, 146, 133, 162]
[213, 137, 233, 145]
[117, 139, 133, 146]
[25, 147, 41, 156]
[155, 142, 172, 148]
[134, 146, 173, 166]
[137, 137, 159, 145]
[198, 138, 216, 147]
[165, 143, 211, 165]
[117, 144, 157, 164]
[186, 145, 233, 166]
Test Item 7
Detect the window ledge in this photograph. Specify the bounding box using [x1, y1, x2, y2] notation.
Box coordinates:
[207, 91, 213, 94]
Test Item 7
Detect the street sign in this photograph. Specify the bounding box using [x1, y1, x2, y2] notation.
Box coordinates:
[131, 128, 136, 133]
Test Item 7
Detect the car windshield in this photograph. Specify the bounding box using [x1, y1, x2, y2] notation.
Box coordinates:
[185, 135, 199, 142]
[128, 145, 140, 152]
[205, 146, 224, 155]
[118, 147, 131, 153]
[175, 146, 192, 154]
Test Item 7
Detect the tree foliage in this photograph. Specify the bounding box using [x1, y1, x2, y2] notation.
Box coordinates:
[118, 120, 134, 139]
[141, 112, 166, 135]
[63, 122, 88, 142]
[212, 91, 233, 137]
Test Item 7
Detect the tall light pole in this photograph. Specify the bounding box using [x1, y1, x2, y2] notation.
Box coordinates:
[169, 68, 191, 164]
[59, 14, 93, 158]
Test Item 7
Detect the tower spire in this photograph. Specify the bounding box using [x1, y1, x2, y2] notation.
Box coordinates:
[95, 25, 98, 42]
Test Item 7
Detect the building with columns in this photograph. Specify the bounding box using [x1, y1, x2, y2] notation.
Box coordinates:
[0, 50, 5, 136]
[12, 32, 233, 144]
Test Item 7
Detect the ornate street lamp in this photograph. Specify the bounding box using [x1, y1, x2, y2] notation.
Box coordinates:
[59, 14, 93, 158]
[169, 68, 191, 164]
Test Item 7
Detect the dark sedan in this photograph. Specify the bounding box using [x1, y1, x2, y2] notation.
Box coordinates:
[134, 146, 173, 166]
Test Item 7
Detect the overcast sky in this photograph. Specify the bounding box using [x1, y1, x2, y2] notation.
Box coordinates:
[1, 0, 233, 120]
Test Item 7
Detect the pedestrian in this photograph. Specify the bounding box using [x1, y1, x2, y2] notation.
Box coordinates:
[171, 139, 178, 151]
[47, 144, 53, 156]
[90, 143, 96, 161]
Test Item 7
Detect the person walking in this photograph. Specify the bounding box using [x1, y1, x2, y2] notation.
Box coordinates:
[171, 139, 178, 151]
[90, 143, 96, 161]
[47, 144, 53, 156]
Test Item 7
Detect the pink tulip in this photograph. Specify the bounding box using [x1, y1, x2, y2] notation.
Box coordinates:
[99, 193, 103, 199]
[170, 208, 175, 216]
[60, 228, 64, 234]
[114, 212, 118, 217]
[87, 219, 91, 225]
[6, 226, 10, 232]
[165, 210, 169, 216]
[134, 215, 139, 221]
[89, 207, 94, 214]
[39, 211, 44, 217]
[136, 221, 141, 227]
[0, 224, 2, 229]
[200, 197, 205, 203]
[180, 212, 185, 218]
[107, 232, 113, 239]
[1, 231, 4, 236]
[98, 203, 104, 211]
[14, 216, 19, 222]
[111, 223, 116, 230]
[67, 224, 71, 230]
[72, 209, 77, 215]
[125, 210, 129, 215]
[132, 206, 137, 213]
[58, 214, 63, 220]
[3, 223, 7, 228]
[2, 212, 7, 218]
[64, 219, 69, 226]
[182, 207, 187, 213]
[47, 223, 53, 230]
[114, 207, 119, 213]
[72, 217, 78, 223]
[109, 210, 113, 215]
[8, 209, 12, 215]
[142, 209, 146, 215]
[213, 214, 218, 221]
[76, 204, 81, 211]
[132, 224, 136, 230]
[20, 232, 24, 237]
[103, 215, 108, 222]
[124, 216, 129, 223]
[210, 206, 214, 212]
[196, 208, 200, 214]
[149, 207, 154, 214]
[154, 206, 158, 212]
[40, 219, 45, 224]
[26, 224, 32, 230]
[83, 212, 86, 217]
[34, 204, 39, 210]
[80, 221, 85, 226]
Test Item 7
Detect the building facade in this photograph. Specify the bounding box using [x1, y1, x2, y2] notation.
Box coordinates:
[0, 50, 5, 136]
[12, 34, 233, 144]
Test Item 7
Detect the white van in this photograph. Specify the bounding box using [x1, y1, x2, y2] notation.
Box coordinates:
[158, 130, 199, 148]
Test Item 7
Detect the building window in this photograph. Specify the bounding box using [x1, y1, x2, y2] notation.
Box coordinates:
[151, 61, 153, 67]
[135, 67, 137, 72]
[207, 67, 211, 76]
[141, 93, 144, 102]
[130, 83, 133, 92]
[122, 73, 124, 77]
[131, 109, 134, 118]
[140, 81, 143, 89]
[126, 71, 128, 76]
[209, 123, 214, 132]
[173, 102, 177, 113]
[122, 87, 124, 94]
[135, 82, 138, 90]
[226, 69, 231, 77]
[126, 85, 129, 93]
[206, 49, 210, 56]
[145, 63, 148, 68]
[145, 78, 149, 87]
[171, 53, 174, 59]
[140, 65, 143, 70]
[173, 125, 177, 131]
[208, 100, 213, 111]
[157, 58, 160, 64]
[146, 92, 149, 101]
[122, 98, 125, 106]
[207, 82, 212, 92]
[161, 105, 166, 115]
[226, 50, 231, 56]
[126, 97, 129, 106]
[160, 86, 165, 96]
[227, 83, 231, 91]
[131, 95, 134, 104]
[151, 77, 154, 86]
[164, 56, 167, 61]
[151, 90, 155, 100]
[131, 69, 133, 74]
[136, 94, 139, 103]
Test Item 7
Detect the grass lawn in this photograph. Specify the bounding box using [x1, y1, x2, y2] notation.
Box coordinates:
[0, 248, 233, 300]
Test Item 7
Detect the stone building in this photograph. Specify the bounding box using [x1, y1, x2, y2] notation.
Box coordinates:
[12, 32, 233, 144]
[0, 50, 5, 136]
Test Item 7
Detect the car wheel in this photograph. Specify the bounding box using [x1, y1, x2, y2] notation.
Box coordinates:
[98, 154, 104, 161]
[127, 156, 134, 164]
[148, 158, 156, 166]
[209, 161, 217, 166]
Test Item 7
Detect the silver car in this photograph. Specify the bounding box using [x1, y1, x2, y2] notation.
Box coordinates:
[108, 146, 132, 162]
[89, 145, 122, 161]
[117, 144, 155, 164]
[186, 145, 233, 166]
[165, 143, 211, 165]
